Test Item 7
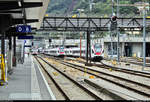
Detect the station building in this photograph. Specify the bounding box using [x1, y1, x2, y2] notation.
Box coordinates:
[103, 32, 150, 58]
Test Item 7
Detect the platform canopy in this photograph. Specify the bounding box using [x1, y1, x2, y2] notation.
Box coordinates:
[0, 0, 50, 33]
[25, 0, 50, 29]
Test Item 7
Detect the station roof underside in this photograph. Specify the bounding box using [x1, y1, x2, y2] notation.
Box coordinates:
[0, 0, 49, 34]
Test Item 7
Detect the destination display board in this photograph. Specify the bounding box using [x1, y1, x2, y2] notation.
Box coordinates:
[18, 36, 34, 39]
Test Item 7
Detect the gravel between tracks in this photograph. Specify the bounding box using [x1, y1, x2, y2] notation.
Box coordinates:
[33, 57, 65, 100]
[37, 57, 96, 100]
[43, 56, 150, 100]
[43, 57, 124, 100]
[67, 60, 150, 89]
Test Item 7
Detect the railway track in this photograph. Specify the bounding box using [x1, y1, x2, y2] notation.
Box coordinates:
[43, 54, 150, 79]
[34, 56, 103, 100]
[95, 62, 150, 78]
[119, 57, 150, 67]
[40, 55, 150, 100]
[59, 55, 150, 79]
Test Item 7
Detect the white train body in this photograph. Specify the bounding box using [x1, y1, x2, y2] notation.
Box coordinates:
[65, 44, 104, 61]
[65, 48, 73, 56]
[31, 49, 38, 55]
[44, 47, 65, 57]
[43, 44, 104, 61]
[91, 44, 104, 61]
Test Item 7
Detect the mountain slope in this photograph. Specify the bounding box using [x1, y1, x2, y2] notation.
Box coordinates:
[46, 0, 150, 16]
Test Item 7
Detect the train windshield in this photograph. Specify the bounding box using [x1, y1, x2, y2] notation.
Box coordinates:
[32, 49, 38, 52]
[94, 44, 102, 52]
[59, 47, 64, 52]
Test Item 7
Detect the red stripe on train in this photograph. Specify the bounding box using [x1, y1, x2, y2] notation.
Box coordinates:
[96, 52, 101, 55]
[60, 52, 64, 54]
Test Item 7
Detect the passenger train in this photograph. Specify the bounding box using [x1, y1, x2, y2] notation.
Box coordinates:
[65, 44, 104, 61]
[44, 47, 65, 57]
[43, 44, 104, 61]
[31, 49, 38, 55]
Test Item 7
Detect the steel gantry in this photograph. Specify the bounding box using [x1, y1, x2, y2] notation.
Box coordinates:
[39, 17, 150, 31]
[38, 16, 150, 65]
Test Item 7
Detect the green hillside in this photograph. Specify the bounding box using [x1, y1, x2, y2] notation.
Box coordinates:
[46, 0, 150, 17]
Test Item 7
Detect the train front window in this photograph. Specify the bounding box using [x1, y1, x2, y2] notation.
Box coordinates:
[94, 44, 101, 52]
[59, 47, 64, 52]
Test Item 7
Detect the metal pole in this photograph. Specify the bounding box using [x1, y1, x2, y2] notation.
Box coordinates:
[8, 37, 12, 72]
[117, 0, 120, 62]
[80, 32, 82, 58]
[1, 35, 5, 59]
[62, 32, 65, 48]
[22, 6, 26, 64]
[22, 40, 25, 63]
[89, 31, 91, 64]
[79, 10, 82, 58]
[9, 37, 12, 50]
[89, 0, 92, 12]
[143, 8, 146, 70]
[86, 31, 89, 65]
[117, 0, 119, 17]
[117, 28, 120, 62]
[110, 30, 113, 59]
[112, 0, 114, 16]
[13, 36, 16, 67]
[111, 0, 114, 60]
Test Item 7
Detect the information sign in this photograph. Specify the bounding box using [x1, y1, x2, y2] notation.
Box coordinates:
[16, 25, 31, 33]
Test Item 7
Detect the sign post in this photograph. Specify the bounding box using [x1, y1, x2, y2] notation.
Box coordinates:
[16, 25, 32, 64]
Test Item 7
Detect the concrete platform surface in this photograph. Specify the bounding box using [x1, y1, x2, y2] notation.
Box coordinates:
[102, 59, 150, 73]
[0, 55, 55, 100]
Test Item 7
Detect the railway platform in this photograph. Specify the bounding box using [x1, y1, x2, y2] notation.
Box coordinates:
[101, 59, 150, 73]
[0, 55, 55, 100]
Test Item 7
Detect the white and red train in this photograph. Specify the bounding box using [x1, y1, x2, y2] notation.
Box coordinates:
[43, 44, 104, 61]
[44, 47, 65, 57]
[66, 44, 104, 61]
[31, 49, 38, 55]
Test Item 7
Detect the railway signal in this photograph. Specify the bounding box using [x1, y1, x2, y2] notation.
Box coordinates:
[49, 39, 51, 43]
[110, 16, 117, 31]
[32, 42, 34, 46]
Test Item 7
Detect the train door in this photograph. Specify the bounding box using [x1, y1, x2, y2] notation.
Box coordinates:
[146, 43, 150, 57]
[124, 43, 132, 57]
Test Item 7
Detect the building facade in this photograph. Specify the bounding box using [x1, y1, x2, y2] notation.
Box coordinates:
[103, 33, 150, 58]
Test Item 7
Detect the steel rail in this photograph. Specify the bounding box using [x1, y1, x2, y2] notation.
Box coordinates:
[36, 55, 102, 100]
[44, 56, 150, 98]
[34, 56, 70, 100]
